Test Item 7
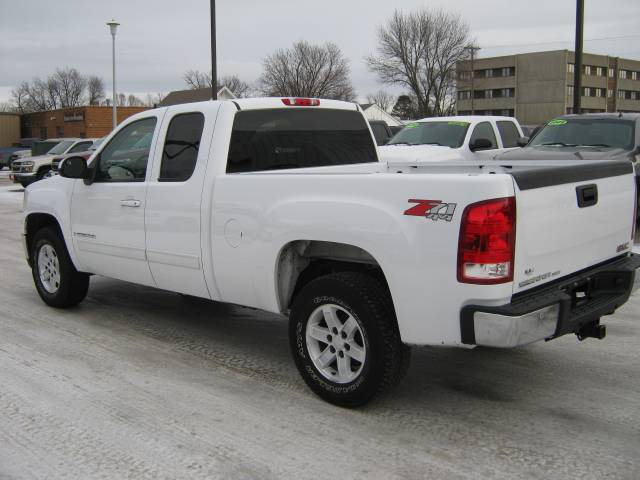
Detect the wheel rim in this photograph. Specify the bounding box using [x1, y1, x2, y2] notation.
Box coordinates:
[37, 244, 60, 294]
[305, 304, 367, 384]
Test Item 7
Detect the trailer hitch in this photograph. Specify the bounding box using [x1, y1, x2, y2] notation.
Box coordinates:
[576, 322, 607, 341]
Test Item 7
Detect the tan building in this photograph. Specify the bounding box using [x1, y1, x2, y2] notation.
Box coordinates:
[20, 106, 149, 140]
[0, 112, 21, 147]
[456, 50, 640, 125]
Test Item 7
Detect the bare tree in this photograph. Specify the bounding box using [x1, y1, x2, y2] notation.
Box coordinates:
[87, 76, 105, 105]
[183, 70, 252, 97]
[366, 90, 395, 112]
[366, 8, 471, 117]
[183, 69, 212, 90]
[259, 41, 355, 100]
[53, 67, 87, 107]
[144, 92, 167, 107]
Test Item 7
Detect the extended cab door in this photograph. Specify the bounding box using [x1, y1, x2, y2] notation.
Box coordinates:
[144, 103, 218, 297]
[467, 121, 501, 160]
[70, 115, 162, 286]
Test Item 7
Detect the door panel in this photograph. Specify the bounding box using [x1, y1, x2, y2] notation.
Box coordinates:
[71, 116, 161, 286]
[144, 105, 218, 298]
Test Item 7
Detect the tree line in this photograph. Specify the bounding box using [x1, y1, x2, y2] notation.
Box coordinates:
[7, 7, 472, 120]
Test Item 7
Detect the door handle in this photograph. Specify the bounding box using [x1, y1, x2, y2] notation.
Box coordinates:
[120, 199, 141, 207]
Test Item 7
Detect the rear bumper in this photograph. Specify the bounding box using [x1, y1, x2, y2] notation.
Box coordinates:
[461, 254, 640, 347]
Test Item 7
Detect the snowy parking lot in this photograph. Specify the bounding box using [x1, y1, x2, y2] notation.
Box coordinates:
[0, 178, 639, 479]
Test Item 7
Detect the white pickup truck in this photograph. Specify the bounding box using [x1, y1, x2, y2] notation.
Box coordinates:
[379, 115, 524, 163]
[22, 98, 639, 407]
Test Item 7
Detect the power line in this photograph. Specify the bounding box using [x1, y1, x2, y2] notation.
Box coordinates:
[482, 33, 640, 50]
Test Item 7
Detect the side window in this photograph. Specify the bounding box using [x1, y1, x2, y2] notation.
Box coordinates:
[496, 121, 520, 148]
[470, 122, 498, 150]
[96, 118, 157, 182]
[159, 112, 205, 182]
[68, 141, 93, 154]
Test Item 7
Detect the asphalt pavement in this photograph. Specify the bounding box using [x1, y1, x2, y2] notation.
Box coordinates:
[0, 178, 639, 479]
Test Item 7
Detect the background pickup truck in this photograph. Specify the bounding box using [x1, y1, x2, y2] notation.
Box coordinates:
[379, 115, 524, 163]
[22, 98, 639, 407]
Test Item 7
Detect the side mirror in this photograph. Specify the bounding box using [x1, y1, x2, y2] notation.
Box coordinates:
[470, 138, 493, 151]
[517, 136, 530, 147]
[59, 156, 88, 179]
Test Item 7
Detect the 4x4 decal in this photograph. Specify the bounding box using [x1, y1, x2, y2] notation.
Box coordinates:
[404, 199, 457, 222]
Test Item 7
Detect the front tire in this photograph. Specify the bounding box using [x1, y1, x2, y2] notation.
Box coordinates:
[289, 272, 410, 407]
[31, 227, 89, 308]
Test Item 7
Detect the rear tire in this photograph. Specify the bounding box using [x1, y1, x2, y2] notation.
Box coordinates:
[31, 227, 89, 308]
[289, 272, 410, 407]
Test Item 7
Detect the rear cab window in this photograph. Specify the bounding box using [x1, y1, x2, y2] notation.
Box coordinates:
[226, 109, 377, 173]
[496, 121, 521, 148]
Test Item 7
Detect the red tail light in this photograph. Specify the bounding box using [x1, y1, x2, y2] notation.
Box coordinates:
[281, 98, 320, 106]
[458, 197, 516, 284]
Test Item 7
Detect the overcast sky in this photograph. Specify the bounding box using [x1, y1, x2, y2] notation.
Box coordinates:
[1, 0, 639, 104]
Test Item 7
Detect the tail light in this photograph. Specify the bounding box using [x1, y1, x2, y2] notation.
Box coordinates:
[281, 98, 320, 106]
[458, 197, 516, 284]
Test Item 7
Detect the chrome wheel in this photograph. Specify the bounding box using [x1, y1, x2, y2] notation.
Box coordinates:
[305, 304, 367, 384]
[37, 244, 60, 294]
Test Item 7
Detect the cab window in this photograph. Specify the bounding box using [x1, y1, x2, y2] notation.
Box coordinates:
[470, 122, 498, 150]
[159, 113, 205, 182]
[95, 118, 157, 182]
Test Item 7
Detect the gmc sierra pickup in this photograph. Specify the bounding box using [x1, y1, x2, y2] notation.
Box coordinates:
[22, 98, 639, 407]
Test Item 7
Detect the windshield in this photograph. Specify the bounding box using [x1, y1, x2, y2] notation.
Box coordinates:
[387, 121, 470, 148]
[32, 141, 60, 156]
[47, 140, 75, 155]
[530, 118, 636, 150]
[89, 137, 105, 151]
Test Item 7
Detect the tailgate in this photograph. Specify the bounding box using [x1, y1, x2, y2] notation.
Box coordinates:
[512, 161, 635, 294]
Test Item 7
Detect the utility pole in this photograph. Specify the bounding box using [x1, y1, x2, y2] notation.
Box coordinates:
[210, 0, 217, 100]
[106, 20, 120, 130]
[573, 0, 584, 114]
[465, 45, 481, 115]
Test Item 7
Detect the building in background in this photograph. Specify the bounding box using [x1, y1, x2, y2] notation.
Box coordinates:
[0, 112, 21, 147]
[456, 50, 640, 125]
[20, 106, 149, 139]
[358, 104, 404, 127]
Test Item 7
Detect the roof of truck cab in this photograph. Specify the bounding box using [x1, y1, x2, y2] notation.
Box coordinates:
[413, 115, 518, 123]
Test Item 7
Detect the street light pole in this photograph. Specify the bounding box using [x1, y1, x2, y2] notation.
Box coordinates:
[106, 20, 120, 130]
[573, 0, 584, 114]
[210, 0, 217, 100]
[465, 45, 481, 115]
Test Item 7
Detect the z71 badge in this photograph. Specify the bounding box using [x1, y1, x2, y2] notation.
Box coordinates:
[404, 199, 457, 222]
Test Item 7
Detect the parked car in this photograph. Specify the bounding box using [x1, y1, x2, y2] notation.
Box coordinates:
[0, 138, 41, 169]
[520, 124, 543, 140]
[379, 116, 524, 163]
[8, 138, 64, 168]
[11, 138, 96, 187]
[368, 120, 394, 146]
[50, 138, 104, 174]
[22, 98, 639, 407]
[497, 113, 640, 219]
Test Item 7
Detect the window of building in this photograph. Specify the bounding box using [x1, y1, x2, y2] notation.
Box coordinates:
[595, 88, 603, 97]
[567, 86, 574, 98]
[618, 90, 626, 99]
[608, 89, 614, 98]
[469, 122, 497, 150]
[159, 112, 205, 182]
[485, 89, 493, 99]
[583, 87, 592, 97]
[473, 90, 485, 99]
[584, 65, 592, 76]
[609, 68, 615, 78]
[458, 90, 471, 100]
[458, 71, 472, 81]
[567, 63, 575, 74]
[226, 109, 377, 173]
[496, 120, 520, 147]
[96, 117, 157, 182]
[633, 71, 638, 81]
[620, 70, 628, 79]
